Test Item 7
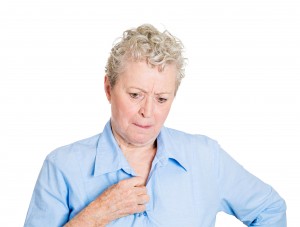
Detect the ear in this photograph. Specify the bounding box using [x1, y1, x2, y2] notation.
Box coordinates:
[104, 76, 112, 103]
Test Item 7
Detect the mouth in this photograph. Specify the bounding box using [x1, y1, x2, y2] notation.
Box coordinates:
[133, 123, 152, 129]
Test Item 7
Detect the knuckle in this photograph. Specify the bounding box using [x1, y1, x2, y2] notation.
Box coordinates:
[124, 188, 134, 197]
[145, 194, 150, 202]
[124, 198, 136, 207]
[137, 204, 146, 212]
[142, 187, 148, 194]
[125, 204, 138, 214]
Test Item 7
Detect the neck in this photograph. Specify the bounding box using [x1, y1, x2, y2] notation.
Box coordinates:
[111, 128, 157, 184]
[118, 139, 157, 158]
[120, 140, 157, 185]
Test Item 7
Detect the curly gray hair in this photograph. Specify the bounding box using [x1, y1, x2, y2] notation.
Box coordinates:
[105, 24, 186, 94]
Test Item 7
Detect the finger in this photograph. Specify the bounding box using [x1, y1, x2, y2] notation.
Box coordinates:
[120, 204, 147, 216]
[135, 204, 147, 213]
[133, 186, 148, 195]
[120, 176, 145, 187]
[136, 194, 150, 205]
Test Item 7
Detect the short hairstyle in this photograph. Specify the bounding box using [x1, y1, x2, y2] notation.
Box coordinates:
[105, 24, 186, 94]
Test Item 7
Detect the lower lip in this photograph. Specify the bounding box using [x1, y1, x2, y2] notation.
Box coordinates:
[133, 123, 152, 129]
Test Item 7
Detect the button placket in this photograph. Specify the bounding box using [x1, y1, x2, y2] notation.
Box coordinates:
[137, 211, 147, 217]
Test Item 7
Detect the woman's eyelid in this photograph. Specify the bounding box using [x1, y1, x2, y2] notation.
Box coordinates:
[128, 89, 169, 102]
[156, 96, 168, 103]
[129, 92, 144, 99]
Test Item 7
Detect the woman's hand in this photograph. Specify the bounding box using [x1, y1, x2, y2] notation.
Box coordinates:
[65, 176, 149, 227]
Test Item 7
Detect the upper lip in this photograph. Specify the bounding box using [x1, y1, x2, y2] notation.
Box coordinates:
[133, 123, 153, 128]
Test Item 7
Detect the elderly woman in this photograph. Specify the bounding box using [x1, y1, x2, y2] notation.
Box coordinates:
[24, 24, 286, 227]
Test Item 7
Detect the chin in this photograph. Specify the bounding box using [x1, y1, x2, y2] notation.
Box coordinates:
[130, 135, 155, 147]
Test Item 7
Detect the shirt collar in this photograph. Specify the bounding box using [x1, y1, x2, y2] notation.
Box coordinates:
[156, 126, 188, 172]
[94, 121, 188, 177]
[94, 121, 134, 176]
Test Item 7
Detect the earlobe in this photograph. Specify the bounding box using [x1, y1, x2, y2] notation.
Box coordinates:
[104, 76, 111, 103]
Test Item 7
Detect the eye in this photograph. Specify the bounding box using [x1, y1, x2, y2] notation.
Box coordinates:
[129, 93, 141, 99]
[157, 97, 167, 103]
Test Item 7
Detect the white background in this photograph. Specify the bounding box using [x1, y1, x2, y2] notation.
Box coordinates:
[1, 0, 299, 226]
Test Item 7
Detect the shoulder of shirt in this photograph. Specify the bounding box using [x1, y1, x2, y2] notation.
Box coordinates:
[161, 127, 223, 169]
[45, 133, 101, 165]
[164, 127, 217, 143]
[162, 126, 221, 152]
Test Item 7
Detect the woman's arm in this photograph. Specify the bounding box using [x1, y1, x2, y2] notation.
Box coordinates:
[214, 142, 287, 226]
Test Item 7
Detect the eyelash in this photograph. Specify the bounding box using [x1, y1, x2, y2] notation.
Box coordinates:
[129, 93, 167, 103]
[157, 97, 167, 103]
[129, 93, 142, 99]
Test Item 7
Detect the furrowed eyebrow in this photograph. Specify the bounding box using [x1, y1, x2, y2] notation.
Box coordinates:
[128, 87, 172, 95]
[154, 92, 172, 95]
[128, 87, 147, 93]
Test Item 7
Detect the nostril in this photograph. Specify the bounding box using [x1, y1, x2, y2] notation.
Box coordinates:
[139, 107, 145, 117]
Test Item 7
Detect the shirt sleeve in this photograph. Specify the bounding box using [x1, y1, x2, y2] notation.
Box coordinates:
[215, 142, 287, 226]
[24, 155, 70, 227]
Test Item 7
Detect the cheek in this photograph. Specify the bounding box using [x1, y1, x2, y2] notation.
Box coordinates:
[155, 105, 172, 122]
[112, 97, 139, 120]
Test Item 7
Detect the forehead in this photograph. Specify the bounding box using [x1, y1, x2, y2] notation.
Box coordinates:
[117, 60, 177, 92]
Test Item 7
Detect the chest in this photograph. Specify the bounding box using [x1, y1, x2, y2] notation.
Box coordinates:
[76, 159, 220, 226]
[144, 160, 219, 226]
[126, 150, 156, 185]
[104, 171, 219, 226]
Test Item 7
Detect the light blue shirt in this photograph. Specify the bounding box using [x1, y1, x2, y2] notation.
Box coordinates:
[25, 121, 286, 226]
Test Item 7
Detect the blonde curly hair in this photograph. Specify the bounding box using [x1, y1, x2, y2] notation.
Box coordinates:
[105, 24, 186, 94]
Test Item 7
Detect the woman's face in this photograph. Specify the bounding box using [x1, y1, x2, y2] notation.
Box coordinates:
[105, 60, 177, 148]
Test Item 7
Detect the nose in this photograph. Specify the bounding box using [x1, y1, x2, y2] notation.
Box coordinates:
[139, 96, 154, 118]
